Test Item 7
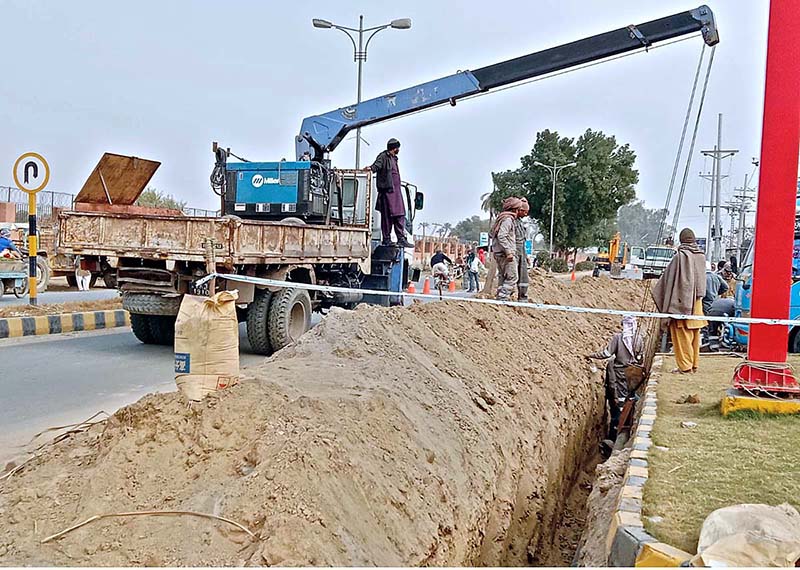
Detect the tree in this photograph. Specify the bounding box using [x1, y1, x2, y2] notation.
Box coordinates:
[451, 216, 491, 243]
[490, 129, 638, 254]
[419, 222, 431, 238]
[616, 201, 673, 246]
[136, 187, 187, 211]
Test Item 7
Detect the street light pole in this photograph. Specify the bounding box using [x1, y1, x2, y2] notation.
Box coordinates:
[312, 16, 412, 168]
[534, 160, 577, 260]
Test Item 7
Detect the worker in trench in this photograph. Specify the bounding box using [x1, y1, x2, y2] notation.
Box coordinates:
[515, 198, 530, 301]
[587, 315, 644, 446]
[490, 197, 524, 300]
[365, 138, 413, 248]
[652, 228, 707, 374]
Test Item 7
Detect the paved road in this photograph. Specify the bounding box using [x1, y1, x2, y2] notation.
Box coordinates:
[0, 288, 118, 306]
[0, 325, 266, 465]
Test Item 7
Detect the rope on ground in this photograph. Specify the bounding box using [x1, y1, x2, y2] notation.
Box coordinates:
[40, 510, 257, 544]
[195, 273, 800, 328]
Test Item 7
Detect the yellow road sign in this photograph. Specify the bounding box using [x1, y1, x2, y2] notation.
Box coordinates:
[13, 152, 50, 194]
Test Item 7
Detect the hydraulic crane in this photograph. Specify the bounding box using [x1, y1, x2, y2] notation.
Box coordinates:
[217, 6, 718, 223]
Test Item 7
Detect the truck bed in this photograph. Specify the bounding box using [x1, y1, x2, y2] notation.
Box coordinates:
[57, 211, 371, 266]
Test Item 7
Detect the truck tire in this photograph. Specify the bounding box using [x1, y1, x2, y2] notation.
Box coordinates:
[130, 313, 156, 344]
[122, 293, 181, 316]
[246, 290, 274, 355]
[268, 288, 312, 352]
[149, 315, 176, 345]
[35, 258, 50, 292]
[790, 328, 800, 354]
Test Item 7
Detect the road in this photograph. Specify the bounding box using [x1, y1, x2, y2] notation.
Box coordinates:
[0, 325, 266, 465]
[0, 287, 118, 306]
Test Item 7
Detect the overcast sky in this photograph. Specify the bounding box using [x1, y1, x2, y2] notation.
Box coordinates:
[1, 1, 769, 237]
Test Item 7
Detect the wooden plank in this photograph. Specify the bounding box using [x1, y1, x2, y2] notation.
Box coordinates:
[75, 153, 161, 205]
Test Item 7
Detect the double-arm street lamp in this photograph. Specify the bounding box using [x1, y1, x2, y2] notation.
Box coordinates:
[312, 16, 412, 168]
[533, 160, 577, 259]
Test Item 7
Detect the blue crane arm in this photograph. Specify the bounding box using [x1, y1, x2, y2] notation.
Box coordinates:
[296, 5, 718, 161]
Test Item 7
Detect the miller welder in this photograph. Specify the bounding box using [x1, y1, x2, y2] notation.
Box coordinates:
[211, 144, 331, 222]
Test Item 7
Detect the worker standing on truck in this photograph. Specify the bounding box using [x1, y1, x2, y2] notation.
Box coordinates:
[587, 315, 644, 443]
[366, 138, 413, 248]
[490, 197, 523, 300]
[515, 198, 530, 301]
[652, 228, 707, 374]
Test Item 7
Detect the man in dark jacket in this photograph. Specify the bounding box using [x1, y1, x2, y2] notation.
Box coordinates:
[366, 138, 412, 247]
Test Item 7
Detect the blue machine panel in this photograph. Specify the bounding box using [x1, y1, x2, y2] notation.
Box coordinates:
[227, 161, 310, 204]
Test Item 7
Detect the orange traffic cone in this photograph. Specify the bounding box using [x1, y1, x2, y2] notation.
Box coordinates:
[448, 279, 456, 293]
[407, 281, 416, 293]
[570, 270, 576, 282]
[422, 277, 431, 295]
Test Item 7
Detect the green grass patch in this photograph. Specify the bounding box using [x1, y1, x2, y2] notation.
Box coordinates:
[643, 355, 800, 553]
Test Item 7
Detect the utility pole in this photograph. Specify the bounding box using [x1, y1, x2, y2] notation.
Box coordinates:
[730, 172, 756, 258]
[701, 113, 738, 261]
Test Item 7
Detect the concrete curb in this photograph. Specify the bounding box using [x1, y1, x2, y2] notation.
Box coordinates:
[0, 309, 130, 339]
[606, 356, 693, 567]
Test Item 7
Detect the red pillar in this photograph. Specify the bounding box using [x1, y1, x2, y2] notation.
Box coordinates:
[737, 0, 800, 392]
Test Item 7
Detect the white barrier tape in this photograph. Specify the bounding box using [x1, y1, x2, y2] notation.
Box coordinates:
[196, 273, 800, 328]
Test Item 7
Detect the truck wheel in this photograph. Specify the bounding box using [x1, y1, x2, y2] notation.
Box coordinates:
[790, 329, 800, 354]
[36, 258, 50, 292]
[246, 290, 273, 355]
[268, 288, 312, 351]
[66, 274, 78, 288]
[130, 313, 156, 344]
[149, 315, 175, 345]
[122, 293, 181, 315]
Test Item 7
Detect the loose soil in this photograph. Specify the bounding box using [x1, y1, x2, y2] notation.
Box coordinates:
[0, 275, 646, 566]
[644, 355, 800, 553]
[0, 297, 121, 319]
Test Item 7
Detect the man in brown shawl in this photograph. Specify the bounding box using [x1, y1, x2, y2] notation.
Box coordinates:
[490, 197, 523, 300]
[652, 228, 707, 373]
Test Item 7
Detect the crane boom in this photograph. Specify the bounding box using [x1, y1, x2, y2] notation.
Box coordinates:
[295, 5, 718, 161]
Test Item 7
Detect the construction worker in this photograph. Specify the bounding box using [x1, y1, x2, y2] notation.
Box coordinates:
[515, 199, 530, 301]
[718, 262, 736, 298]
[652, 228, 707, 374]
[490, 197, 523, 300]
[703, 261, 728, 314]
[365, 138, 413, 248]
[587, 315, 644, 442]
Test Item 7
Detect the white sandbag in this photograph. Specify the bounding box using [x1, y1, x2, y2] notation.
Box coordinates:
[691, 503, 800, 567]
[174, 291, 239, 401]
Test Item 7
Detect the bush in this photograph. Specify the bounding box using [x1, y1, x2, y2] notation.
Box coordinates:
[543, 257, 569, 273]
[574, 260, 595, 271]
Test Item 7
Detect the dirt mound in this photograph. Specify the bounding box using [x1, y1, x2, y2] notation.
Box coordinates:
[0, 279, 649, 566]
[0, 297, 121, 319]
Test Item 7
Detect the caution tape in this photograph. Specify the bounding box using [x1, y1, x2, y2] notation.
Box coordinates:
[195, 273, 800, 328]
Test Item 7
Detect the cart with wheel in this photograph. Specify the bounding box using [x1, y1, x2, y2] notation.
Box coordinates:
[0, 259, 29, 299]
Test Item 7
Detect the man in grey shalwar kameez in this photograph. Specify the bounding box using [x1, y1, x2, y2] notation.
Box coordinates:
[587, 315, 644, 441]
[515, 198, 530, 301]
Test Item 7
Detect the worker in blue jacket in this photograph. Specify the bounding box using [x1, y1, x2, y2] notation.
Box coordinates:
[0, 228, 22, 259]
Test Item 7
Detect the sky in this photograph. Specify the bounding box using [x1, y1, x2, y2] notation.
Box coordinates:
[0, 0, 770, 238]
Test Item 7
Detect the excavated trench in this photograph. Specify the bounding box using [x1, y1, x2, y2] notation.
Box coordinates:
[0, 275, 644, 566]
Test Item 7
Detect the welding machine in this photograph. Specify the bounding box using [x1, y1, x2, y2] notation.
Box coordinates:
[221, 161, 330, 221]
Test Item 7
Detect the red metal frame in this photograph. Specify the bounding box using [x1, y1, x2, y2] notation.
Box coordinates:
[736, 0, 800, 393]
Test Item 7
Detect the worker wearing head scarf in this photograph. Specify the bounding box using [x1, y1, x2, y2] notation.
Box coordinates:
[367, 138, 412, 248]
[490, 197, 523, 300]
[651, 228, 707, 373]
[718, 262, 736, 298]
[515, 198, 530, 300]
[588, 315, 645, 442]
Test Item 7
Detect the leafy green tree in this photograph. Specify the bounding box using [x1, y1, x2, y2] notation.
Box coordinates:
[135, 187, 187, 211]
[451, 215, 491, 242]
[616, 201, 673, 246]
[491, 129, 638, 254]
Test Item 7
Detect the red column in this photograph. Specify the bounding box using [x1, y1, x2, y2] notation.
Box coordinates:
[740, 0, 800, 389]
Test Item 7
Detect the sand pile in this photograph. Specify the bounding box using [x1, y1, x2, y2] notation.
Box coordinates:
[0, 276, 649, 566]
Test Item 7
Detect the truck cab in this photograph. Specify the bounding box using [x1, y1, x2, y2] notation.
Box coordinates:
[730, 198, 800, 351]
[642, 245, 677, 280]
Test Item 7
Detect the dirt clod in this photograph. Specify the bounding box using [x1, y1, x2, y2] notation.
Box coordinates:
[0, 274, 646, 566]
